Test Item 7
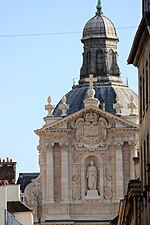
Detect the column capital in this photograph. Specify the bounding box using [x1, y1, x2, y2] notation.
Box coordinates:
[59, 142, 69, 149]
[114, 142, 124, 148]
[44, 142, 54, 150]
[128, 141, 136, 147]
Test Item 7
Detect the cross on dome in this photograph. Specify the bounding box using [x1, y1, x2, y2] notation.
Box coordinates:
[85, 75, 97, 89]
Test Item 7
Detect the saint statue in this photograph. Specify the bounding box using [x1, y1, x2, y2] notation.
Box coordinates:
[86, 161, 97, 190]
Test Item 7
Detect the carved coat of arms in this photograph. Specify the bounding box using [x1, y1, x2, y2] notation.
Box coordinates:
[75, 112, 109, 148]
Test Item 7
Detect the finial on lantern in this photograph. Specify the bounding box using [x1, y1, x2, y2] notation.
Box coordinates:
[96, 0, 103, 15]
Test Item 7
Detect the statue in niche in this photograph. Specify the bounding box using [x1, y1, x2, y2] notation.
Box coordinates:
[86, 160, 97, 190]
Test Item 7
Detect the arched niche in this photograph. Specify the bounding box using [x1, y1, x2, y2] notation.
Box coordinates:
[80, 153, 103, 199]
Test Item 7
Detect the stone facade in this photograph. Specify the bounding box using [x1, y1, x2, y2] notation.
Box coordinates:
[24, 103, 138, 224]
[23, 2, 139, 224]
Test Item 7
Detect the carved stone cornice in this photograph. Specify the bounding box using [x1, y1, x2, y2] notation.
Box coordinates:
[38, 106, 138, 131]
[111, 127, 138, 132]
[35, 129, 71, 135]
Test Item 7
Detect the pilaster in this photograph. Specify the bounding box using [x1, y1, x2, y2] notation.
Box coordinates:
[60, 143, 69, 202]
[39, 144, 47, 204]
[46, 143, 54, 203]
[129, 141, 136, 180]
[114, 142, 124, 200]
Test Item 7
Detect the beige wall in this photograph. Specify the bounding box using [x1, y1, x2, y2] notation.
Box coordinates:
[0, 185, 34, 225]
[14, 211, 34, 225]
[0, 186, 7, 225]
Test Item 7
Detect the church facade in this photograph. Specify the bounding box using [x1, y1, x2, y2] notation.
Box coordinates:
[22, 1, 139, 225]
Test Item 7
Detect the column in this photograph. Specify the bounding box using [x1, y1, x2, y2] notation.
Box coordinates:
[115, 142, 124, 200]
[46, 143, 54, 203]
[61, 144, 69, 202]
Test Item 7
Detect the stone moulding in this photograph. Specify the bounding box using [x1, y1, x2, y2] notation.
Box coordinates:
[37, 106, 138, 132]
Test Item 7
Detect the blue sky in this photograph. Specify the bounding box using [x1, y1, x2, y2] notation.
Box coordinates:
[0, 0, 141, 176]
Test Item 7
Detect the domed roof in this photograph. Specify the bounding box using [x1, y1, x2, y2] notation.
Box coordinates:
[53, 85, 138, 117]
[82, 14, 118, 41]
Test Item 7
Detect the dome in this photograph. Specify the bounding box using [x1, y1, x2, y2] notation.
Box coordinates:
[82, 14, 118, 41]
[53, 86, 138, 117]
[53, 2, 138, 118]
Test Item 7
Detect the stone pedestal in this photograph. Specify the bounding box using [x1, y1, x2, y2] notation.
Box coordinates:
[85, 190, 100, 199]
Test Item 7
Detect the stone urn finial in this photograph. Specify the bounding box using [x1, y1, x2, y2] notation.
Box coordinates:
[45, 96, 55, 117]
[59, 96, 69, 117]
[128, 95, 137, 116]
[113, 95, 122, 116]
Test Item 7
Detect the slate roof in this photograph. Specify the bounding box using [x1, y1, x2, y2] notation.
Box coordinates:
[17, 172, 39, 193]
[82, 14, 118, 40]
[7, 201, 32, 213]
[53, 85, 138, 117]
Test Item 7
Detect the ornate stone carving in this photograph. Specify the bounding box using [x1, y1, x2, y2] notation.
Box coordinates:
[72, 165, 81, 200]
[44, 133, 68, 146]
[103, 150, 113, 199]
[103, 163, 113, 199]
[75, 113, 109, 148]
[24, 176, 42, 206]
[72, 151, 83, 163]
[98, 118, 108, 146]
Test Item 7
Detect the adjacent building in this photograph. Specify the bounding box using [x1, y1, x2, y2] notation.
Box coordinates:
[0, 158, 34, 225]
[128, 0, 150, 224]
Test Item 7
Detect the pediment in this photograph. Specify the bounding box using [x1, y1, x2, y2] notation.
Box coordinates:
[36, 106, 138, 134]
